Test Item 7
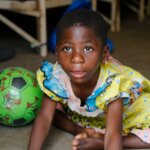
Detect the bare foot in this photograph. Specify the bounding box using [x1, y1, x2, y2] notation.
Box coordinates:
[72, 133, 104, 150]
[83, 128, 104, 138]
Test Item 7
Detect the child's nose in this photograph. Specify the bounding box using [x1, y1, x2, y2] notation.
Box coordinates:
[70, 51, 84, 64]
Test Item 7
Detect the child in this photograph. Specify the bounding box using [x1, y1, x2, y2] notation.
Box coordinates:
[28, 9, 150, 150]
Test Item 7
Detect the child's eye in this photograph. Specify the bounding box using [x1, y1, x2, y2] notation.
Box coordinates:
[84, 47, 93, 52]
[63, 47, 72, 53]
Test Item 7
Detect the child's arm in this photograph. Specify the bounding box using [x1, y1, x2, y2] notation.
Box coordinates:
[27, 95, 57, 150]
[105, 98, 123, 150]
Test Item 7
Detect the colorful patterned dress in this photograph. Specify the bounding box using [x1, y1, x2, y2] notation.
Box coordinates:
[37, 60, 150, 143]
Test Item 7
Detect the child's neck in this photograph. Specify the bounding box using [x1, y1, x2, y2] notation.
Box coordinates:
[71, 72, 99, 105]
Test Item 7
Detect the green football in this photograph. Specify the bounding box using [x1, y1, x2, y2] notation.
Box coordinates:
[0, 67, 43, 126]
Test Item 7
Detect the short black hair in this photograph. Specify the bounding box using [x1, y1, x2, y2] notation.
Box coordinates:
[56, 8, 108, 48]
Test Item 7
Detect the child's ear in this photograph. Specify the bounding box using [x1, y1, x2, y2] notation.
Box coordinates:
[103, 45, 110, 57]
[102, 45, 110, 64]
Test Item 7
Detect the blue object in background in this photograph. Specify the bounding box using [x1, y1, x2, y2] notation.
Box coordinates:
[48, 0, 114, 53]
[106, 38, 114, 53]
[48, 29, 57, 53]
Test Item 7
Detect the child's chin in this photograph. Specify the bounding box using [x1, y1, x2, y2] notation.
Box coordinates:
[70, 78, 87, 84]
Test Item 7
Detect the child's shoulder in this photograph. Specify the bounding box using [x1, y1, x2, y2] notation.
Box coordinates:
[104, 61, 150, 86]
[105, 61, 144, 78]
[37, 60, 53, 75]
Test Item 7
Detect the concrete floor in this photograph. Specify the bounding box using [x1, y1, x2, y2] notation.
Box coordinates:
[0, 11, 150, 150]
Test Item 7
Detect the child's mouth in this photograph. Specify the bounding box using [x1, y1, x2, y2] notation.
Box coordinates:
[70, 71, 86, 78]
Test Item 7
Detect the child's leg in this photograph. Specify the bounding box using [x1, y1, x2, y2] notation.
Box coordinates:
[123, 134, 150, 148]
[72, 133, 150, 150]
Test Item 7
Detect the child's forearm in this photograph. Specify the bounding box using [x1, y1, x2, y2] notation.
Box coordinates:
[53, 110, 86, 135]
[105, 132, 122, 150]
[28, 114, 51, 150]
[28, 97, 57, 150]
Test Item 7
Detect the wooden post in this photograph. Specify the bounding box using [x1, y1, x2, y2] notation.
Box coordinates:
[92, 0, 97, 10]
[139, 0, 145, 22]
[116, 0, 120, 31]
[36, 0, 47, 57]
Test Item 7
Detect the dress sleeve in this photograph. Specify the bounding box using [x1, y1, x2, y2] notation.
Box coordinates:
[96, 74, 133, 111]
[123, 66, 150, 92]
[36, 61, 69, 102]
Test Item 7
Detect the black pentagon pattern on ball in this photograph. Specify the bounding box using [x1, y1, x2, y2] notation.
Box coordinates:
[12, 77, 27, 89]
[13, 118, 26, 125]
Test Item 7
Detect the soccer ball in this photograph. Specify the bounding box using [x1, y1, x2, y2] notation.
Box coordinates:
[0, 67, 43, 126]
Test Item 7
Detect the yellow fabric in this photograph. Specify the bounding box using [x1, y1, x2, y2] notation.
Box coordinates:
[96, 74, 132, 110]
[95, 62, 150, 134]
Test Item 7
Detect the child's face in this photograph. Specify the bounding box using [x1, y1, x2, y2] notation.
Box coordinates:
[56, 26, 107, 85]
